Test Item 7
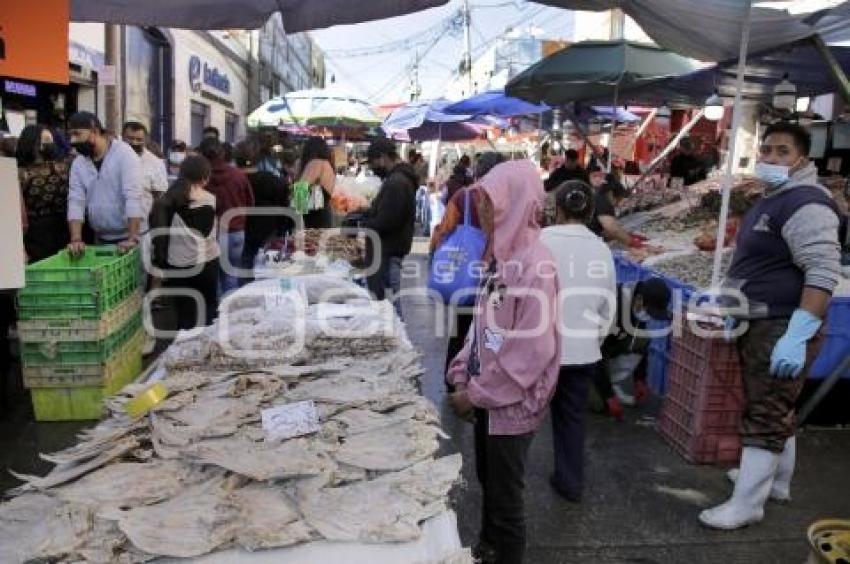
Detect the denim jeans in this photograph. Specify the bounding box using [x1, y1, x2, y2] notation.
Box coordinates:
[367, 255, 404, 320]
[219, 230, 245, 297]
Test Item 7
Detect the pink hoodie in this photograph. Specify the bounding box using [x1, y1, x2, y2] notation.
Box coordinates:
[446, 160, 561, 436]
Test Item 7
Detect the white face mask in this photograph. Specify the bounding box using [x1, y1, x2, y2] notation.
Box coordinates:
[169, 152, 186, 166]
[754, 162, 790, 187]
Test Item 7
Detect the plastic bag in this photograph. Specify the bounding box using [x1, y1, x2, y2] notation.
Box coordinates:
[428, 190, 486, 306]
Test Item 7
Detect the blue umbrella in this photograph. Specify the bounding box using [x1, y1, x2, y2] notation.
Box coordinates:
[382, 99, 501, 142]
[443, 90, 550, 117]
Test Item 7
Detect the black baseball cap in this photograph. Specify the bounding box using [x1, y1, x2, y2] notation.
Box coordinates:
[67, 111, 104, 132]
[366, 137, 398, 162]
[635, 278, 672, 321]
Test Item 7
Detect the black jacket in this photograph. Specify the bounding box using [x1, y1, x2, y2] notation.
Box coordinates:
[364, 162, 418, 258]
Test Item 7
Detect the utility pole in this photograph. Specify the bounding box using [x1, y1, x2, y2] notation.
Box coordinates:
[609, 8, 625, 40]
[462, 0, 473, 95]
[104, 24, 122, 134]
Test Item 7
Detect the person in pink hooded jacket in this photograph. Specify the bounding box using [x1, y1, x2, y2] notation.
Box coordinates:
[446, 160, 561, 564]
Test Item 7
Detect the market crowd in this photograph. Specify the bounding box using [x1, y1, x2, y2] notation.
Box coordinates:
[1, 113, 845, 564]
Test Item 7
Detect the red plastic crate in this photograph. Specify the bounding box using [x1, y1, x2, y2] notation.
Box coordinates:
[657, 322, 744, 464]
[657, 414, 741, 464]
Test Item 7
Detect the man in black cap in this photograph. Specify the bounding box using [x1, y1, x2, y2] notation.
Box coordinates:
[593, 278, 672, 420]
[363, 138, 418, 318]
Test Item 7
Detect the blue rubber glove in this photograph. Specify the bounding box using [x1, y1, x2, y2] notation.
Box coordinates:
[770, 309, 822, 378]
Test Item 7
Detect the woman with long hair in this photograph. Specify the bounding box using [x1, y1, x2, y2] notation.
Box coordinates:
[149, 155, 220, 329]
[15, 124, 71, 262]
[297, 136, 336, 228]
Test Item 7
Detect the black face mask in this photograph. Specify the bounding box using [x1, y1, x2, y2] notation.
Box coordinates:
[73, 140, 96, 158]
[130, 144, 145, 156]
[40, 143, 58, 161]
[371, 166, 388, 180]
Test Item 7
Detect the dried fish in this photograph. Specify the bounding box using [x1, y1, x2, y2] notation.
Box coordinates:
[182, 435, 335, 481]
[648, 249, 733, 289]
[53, 461, 201, 510]
[117, 476, 240, 558]
[297, 454, 462, 543]
[231, 483, 314, 551]
[10, 436, 140, 493]
[334, 420, 441, 471]
[0, 493, 93, 562]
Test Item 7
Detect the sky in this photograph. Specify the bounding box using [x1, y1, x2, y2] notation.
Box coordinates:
[311, 1, 582, 105]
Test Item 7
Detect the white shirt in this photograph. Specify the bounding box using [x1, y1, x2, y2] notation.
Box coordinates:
[139, 148, 169, 217]
[541, 224, 617, 366]
[167, 191, 220, 268]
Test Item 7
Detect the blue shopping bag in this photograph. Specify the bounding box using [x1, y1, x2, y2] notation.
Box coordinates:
[428, 189, 486, 306]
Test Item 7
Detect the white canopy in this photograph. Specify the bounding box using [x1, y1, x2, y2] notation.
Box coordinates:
[531, 1, 850, 61]
[70, 0, 448, 31]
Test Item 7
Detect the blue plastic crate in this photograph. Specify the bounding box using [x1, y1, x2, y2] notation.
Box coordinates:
[809, 297, 850, 380]
[647, 318, 672, 396]
[613, 253, 650, 285]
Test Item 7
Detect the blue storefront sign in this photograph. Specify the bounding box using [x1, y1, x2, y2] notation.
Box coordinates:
[189, 55, 230, 96]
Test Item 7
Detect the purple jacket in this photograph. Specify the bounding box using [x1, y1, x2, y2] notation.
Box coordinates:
[447, 160, 561, 436]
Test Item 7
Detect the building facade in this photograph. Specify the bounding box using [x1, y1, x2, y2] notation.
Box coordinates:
[1, 19, 325, 147]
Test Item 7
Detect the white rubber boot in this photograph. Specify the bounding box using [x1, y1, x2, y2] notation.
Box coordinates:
[726, 436, 795, 503]
[699, 447, 780, 530]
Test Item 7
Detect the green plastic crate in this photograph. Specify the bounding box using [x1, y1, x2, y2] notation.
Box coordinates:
[18, 291, 142, 343]
[24, 246, 140, 287]
[21, 312, 142, 366]
[17, 247, 141, 320]
[29, 333, 144, 421]
[23, 330, 144, 389]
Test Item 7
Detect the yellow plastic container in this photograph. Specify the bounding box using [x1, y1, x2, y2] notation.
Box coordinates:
[126, 383, 168, 418]
[29, 331, 144, 421]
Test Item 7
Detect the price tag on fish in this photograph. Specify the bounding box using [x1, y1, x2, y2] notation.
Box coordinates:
[261, 401, 321, 441]
[265, 277, 306, 311]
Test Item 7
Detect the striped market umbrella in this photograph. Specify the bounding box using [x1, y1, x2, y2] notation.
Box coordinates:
[247, 89, 382, 129]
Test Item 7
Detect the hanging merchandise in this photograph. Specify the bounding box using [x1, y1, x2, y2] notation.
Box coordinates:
[310, 185, 325, 211]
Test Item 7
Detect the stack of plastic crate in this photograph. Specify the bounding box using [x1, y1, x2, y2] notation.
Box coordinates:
[16, 247, 144, 421]
[657, 319, 744, 464]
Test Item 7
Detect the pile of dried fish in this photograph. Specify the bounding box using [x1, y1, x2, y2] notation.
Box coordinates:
[300, 228, 363, 264]
[641, 205, 718, 234]
[164, 278, 406, 370]
[1, 278, 465, 563]
[648, 250, 734, 289]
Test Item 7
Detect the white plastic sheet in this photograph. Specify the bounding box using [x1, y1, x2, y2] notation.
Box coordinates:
[159, 510, 466, 564]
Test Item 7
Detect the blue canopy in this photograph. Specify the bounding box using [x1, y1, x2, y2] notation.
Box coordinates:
[443, 90, 550, 117]
[382, 99, 503, 142]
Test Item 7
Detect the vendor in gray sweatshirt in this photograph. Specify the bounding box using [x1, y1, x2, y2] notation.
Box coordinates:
[66, 111, 145, 256]
[701, 122, 841, 531]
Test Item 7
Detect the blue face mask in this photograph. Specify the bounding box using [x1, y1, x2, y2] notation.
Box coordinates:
[754, 162, 790, 187]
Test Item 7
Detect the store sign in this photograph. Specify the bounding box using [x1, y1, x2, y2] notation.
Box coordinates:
[0, 0, 69, 84]
[4, 79, 36, 97]
[189, 55, 231, 96]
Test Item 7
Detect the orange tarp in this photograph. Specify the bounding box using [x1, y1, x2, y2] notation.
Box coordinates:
[0, 0, 69, 84]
